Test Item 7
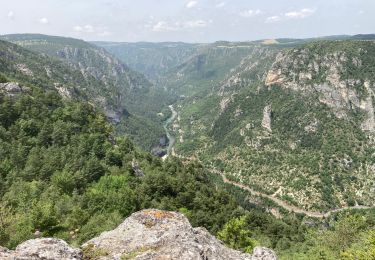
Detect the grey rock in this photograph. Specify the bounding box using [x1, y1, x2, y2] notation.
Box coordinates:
[1, 238, 82, 260]
[0, 82, 30, 97]
[83, 209, 277, 260]
[251, 247, 277, 260]
[0, 246, 12, 258]
[131, 159, 145, 178]
[0, 210, 277, 260]
[261, 105, 272, 132]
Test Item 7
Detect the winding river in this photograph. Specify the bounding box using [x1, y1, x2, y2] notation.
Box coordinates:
[163, 105, 178, 158]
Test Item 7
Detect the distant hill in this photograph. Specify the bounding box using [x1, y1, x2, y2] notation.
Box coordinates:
[1, 34, 170, 150]
[162, 39, 375, 211]
[94, 41, 202, 81]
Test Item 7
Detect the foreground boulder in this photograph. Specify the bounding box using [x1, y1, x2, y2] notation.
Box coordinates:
[0, 209, 277, 260]
[0, 238, 81, 259]
[83, 209, 276, 260]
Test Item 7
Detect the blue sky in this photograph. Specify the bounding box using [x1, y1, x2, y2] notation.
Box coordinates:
[1, 0, 374, 42]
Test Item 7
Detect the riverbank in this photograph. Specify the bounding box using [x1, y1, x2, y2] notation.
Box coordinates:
[162, 105, 178, 160]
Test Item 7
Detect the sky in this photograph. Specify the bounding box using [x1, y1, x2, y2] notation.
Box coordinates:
[1, 0, 374, 43]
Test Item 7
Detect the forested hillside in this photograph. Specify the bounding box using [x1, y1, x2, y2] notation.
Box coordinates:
[0, 77, 374, 259]
[171, 40, 375, 212]
[1, 34, 170, 150]
[0, 73, 240, 248]
[1, 34, 375, 259]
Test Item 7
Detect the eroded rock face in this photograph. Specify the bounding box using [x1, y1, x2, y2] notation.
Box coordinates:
[261, 105, 272, 132]
[0, 210, 277, 260]
[264, 48, 375, 131]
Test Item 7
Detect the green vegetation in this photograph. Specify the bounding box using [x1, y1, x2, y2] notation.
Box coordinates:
[280, 211, 375, 259]
[218, 216, 257, 253]
[0, 83, 241, 248]
[0, 74, 8, 83]
[1, 34, 375, 259]
[1, 34, 172, 150]
[172, 40, 375, 211]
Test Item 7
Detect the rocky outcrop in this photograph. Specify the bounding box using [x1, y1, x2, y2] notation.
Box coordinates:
[0, 209, 277, 260]
[131, 159, 145, 178]
[0, 82, 30, 97]
[15, 63, 33, 76]
[252, 247, 278, 260]
[54, 83, 73, 99]
[0, 238, 81, 259]
[83, 209, 276, 260]
[261, 105, 272, 132]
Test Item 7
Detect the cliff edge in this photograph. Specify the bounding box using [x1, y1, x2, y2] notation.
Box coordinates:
[0, 209, 277, 260]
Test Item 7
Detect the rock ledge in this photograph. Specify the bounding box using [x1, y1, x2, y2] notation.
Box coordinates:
[0, 209, 277, 260]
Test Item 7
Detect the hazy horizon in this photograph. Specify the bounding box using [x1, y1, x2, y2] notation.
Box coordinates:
[2, 32, 375, 44]
[1, 0, 374, 43]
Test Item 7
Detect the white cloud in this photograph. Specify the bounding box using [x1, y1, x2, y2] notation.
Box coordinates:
[266, 8, 315, 23]
[266, 16, 281, 23]
[152, 19, 211, 32]
[152, 21, 178, 32]
[216, 2, 225, 8]
[186, 1, 198, 9]
[240, 9, 262, 18]
[38, 17, 49, 24]
[285, 8, 315, 19]
[184, 20, 209, 28]
[73, 25, 112, 37]
[74, 25, 95, 33]
[8, 11, 15, 20]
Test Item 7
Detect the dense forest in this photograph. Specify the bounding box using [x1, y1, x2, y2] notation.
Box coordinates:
[0, 73, 374, 259]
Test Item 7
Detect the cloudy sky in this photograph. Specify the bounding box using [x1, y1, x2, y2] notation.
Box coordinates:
[1, 0, 374, 42]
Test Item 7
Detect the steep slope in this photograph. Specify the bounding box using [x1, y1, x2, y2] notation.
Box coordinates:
[95, 41, 202, 81]
[172, 40, 375, 211]
[1, 34, 149, 110]
[1, 34, 170, 150]
[161, 42, 262, 97]
[0, 39, 87, 99]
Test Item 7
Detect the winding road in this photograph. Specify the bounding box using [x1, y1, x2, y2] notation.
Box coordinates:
[221, 174, 373, 218]
[162, 105, 374, 218]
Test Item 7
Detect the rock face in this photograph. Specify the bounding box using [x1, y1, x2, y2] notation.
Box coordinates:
[0, 82, 30, 97]
[0, 238, 82, 259]
[265, 46, 375, 130]
[261, 105, 272, 132]
[131, 159, 145, 178]
[0, 210, 277, 260]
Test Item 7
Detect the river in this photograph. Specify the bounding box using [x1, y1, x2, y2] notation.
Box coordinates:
[162, 105, 177, 159]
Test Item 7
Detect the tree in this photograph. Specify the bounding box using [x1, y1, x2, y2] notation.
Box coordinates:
[0, 74, 8, 83]
[218, 216, 257, 253]
[341, 230, 375, 260]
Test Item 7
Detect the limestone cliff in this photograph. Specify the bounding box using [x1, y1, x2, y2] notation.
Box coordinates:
[261, 105, 272, 132]
[0, 209, 277, 260]
[265, 42, 375, 130]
